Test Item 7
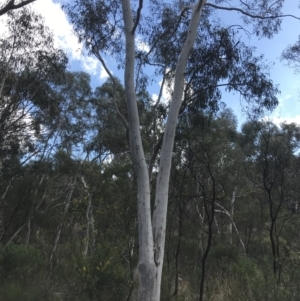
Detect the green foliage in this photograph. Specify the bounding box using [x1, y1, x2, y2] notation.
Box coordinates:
[0, 283, 45, 301]
[78, 245, 128, 300]
[0, 245, 43, 282]
[0, 245, 46, 301]
[0, 2, 299, 300]
[208, 244, 240, 274]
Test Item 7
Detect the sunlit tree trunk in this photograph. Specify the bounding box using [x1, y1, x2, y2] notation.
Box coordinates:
[121, 0, 206, 299]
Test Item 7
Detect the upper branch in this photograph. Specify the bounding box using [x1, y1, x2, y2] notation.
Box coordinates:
[205, 2, 300, 21]
[92, 47, 129, 132]
[131, 0, 143, 34]
[0, 0, 36, 16]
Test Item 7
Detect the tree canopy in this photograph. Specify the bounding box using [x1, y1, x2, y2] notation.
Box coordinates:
[1, 1, 300, 301]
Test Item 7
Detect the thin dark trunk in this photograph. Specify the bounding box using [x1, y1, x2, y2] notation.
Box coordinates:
[199, 200, 214, 301]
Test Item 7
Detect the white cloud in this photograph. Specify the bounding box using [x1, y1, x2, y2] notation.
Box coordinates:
[100, 65, 109, 79]
[33, 0, 80, 58]
[151, 93, 158, 103]
[136, 36, 150, 52]
[263, 115, 300, 126]
[152, 76, 173, 106]
[272, 115, 300, 126]
[160, 78, 172, 103]
[31, 0, 110, 81]
[0, 14, 8, 36]
[81, 55, 99, 75]
[278, 94, 294, 109]
[154, 70, 193, 106]
[268, 90, 299, 126]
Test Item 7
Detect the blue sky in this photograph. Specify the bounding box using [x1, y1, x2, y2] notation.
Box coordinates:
[213, 1, 300, 126]
[25, 0, 300, 128]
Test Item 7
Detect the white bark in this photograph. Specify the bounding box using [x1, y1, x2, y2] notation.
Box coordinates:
[3, 175, 46, 247]
[215, 202, 246, 254]
[110, 1, 292, 299]
[81, 176, 94, 257]
[214, 216, 220, 234]
[25, 219, 31, 246]
[152, 1, 207, 299]
[121, 1, 155, 299]
[49, 176, 76, 264]
[121, 0, 206, 299]
[229, 187, 236, 245]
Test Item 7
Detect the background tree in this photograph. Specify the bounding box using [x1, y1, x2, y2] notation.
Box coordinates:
[0, 8, 67, 174]
[64, 0, 300, 299]
[1, 1, 300, 301]
[282, 35, 300, 72]
[241, 120, 300, 284]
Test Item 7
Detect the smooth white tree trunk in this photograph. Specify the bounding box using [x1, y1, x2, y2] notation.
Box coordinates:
[229, 187, 236, 245]
[151, 0, 207, 299]
[81, 176, 95, 257]
[121, 1, 206, 300]
[122, 1, 156, 299]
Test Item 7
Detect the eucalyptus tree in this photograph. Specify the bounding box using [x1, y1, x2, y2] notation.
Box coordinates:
[170, 108, 245, 300]
[0, 8, 97, 266]
[282, 35, 300, 72]
[0, 8, 68, 247]
[91, 77, 154, 162]
[65, 1, 299, 299]
[240, 120, 300, 284]
[0, 7, 67, 174]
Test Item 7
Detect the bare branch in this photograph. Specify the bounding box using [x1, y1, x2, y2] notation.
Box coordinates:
[134, 8, 188, 88]
[205, 2, 300, 21]
[180, 5, 193, 17]
[148, 133, 164, 181]
[1, 176, 15, 200]
[215, 203, 246, 254]
[0, 0, 36, 16]
[239, 0, 252, 11]
[132, 0, 143, 34]
[148, 69, 167, 180]
[92, 47, 129, 132]
[154, 68, 167, 108]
